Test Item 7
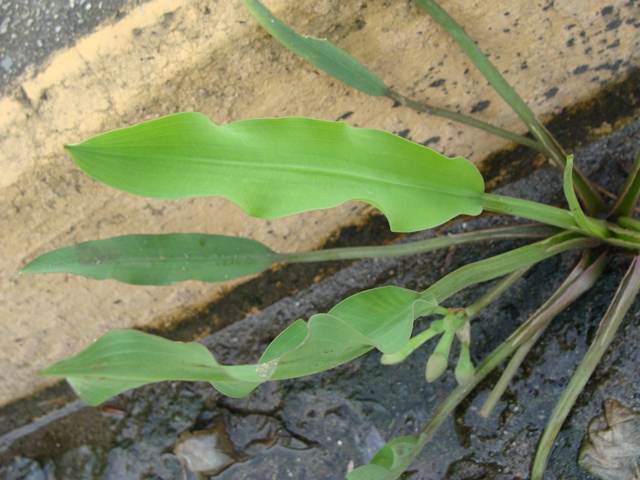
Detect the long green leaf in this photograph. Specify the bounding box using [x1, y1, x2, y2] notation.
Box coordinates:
[41, 286, 438, 405]
[21, 234, 276, 285]
[65, 113, 485, 233]
[421, 231, 598, 304]
[22, 225, 556, 285]
[242, 0, 388, 96]
[610, 148, 640, 218]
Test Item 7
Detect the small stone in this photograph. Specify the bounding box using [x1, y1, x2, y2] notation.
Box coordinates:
[0, 17, 10, 35]
[174, 424, 239, 476]
[1, 57, 13, 71]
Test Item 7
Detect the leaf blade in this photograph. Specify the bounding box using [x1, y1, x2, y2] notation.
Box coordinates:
[242, 0, 388, 96]
[66, 113, 485, 233]
[40, 287, 435, 405]
[22, 234, 277, 285]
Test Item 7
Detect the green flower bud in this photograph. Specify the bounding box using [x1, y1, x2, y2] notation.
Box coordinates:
[425, 330, 454, 382]
[426, 351, 448, 382]
[454, 341, 475, 386]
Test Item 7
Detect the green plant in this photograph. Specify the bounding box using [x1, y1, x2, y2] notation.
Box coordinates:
[22, 1, 640, 478]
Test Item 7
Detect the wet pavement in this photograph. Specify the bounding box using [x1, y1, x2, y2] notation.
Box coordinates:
[0, 114, 639, 478]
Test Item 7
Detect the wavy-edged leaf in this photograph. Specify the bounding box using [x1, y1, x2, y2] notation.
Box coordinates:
[347, 435, 422, 480]
[328, 288, 436, 353]
[21, 234, 277, 285]
[41, 287, 438, 405]
[65, 113, 485, 233]
[242, 0, 388, 96]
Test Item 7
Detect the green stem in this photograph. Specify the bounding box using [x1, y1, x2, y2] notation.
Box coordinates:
[412, 0, 605, 215]
[480, 332, 540, 418]
[420, 231, 599, 304]
[465, 266, 530, 319]
[610, 148, 640, 218]
[531, 254, 640, 479]
[481, 193, 616, 240]
[278, 224, 557, 263]
[385, 90, 546, 153]
[380, 327, 440, 365]
[481, 194, 576, 230]
[479, 252, 607, 417]
[390, 249, 607, 476]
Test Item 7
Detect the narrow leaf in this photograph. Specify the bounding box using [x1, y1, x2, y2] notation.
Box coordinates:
[40, 330, 258, 405]
[563, 155, 610, 238]
[65, 113, 485, 233]
[422, 231, 599, 304]
[617, 216, 640, 233]
[21, 234, 277, 285]
[610, 148, 640, 218]
[242, 0, 388, 96]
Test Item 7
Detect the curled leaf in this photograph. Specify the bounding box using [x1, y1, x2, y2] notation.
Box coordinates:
[41, 287, 438, 405]
[347, 435, 422, 480]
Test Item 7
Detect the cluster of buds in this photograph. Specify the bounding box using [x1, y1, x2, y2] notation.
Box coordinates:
[381, 307, 475, 386]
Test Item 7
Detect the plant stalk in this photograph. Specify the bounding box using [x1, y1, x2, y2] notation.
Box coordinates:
[413, 0, 605, 215]
[388, 248, 607, 476]
[464, 266, 530, 319]
[481, 194, 637, 248]
[420, 231, 599, 305]
[479, 252, 607, 417]
[278, 224, 557, 263]
[385, 90, 546, 153]
[531, 254, 640, 479]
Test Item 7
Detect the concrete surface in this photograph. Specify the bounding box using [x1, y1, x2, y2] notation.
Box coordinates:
[0, 0, 638, 406]
[0, 0, 148, 93]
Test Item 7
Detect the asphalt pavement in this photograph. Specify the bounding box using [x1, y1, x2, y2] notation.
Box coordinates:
[0, 0, 149, 93]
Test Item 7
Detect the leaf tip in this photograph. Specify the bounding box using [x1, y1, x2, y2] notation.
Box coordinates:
[19, 261, 37, 275]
